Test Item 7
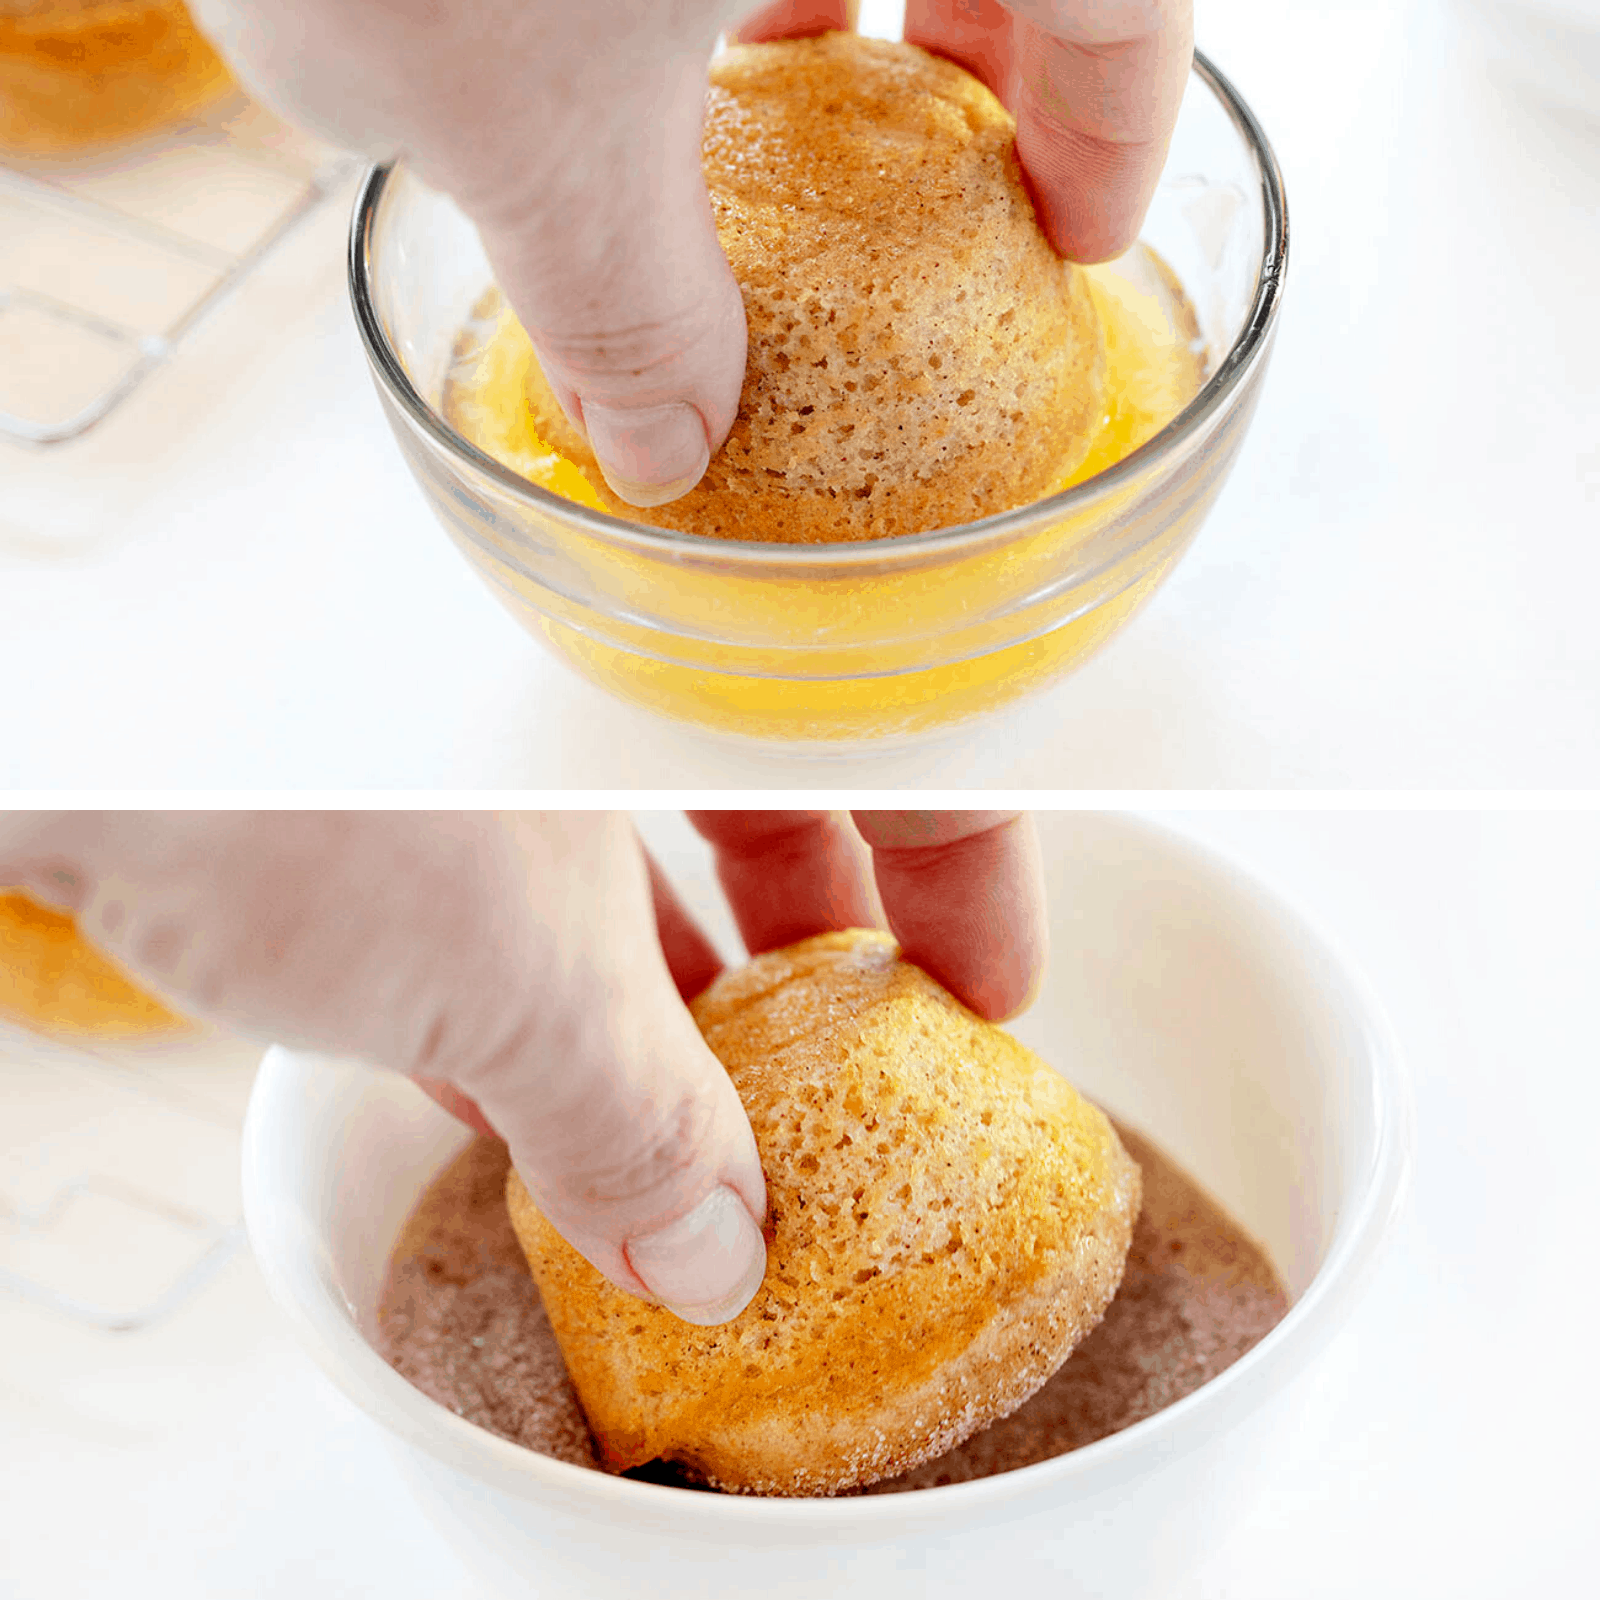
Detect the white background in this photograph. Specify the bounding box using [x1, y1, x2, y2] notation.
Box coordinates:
[2, 810, 1598, 1598]
[2, 0, 1597, 789]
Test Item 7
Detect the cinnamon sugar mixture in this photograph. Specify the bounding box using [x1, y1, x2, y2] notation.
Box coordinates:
[376, 1121, 1287, 1494]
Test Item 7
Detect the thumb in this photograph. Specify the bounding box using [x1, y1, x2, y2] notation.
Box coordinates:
[461, 814, 768, 1325]
[467, 46, 747, 509]
[0, 809, 767, 1326]
[194, 2, 745, 508]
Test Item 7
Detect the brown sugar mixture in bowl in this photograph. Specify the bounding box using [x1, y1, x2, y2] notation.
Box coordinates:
[377, 1121, 1287, 1494]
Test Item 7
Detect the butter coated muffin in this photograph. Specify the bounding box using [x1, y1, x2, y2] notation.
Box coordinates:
[506, 929, 1140, 1496]
[522, 33, 1106, 544]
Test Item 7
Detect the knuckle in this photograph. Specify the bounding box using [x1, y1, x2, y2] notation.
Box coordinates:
[529, 300, 724, 387]
[563, 1088, 720, 1213]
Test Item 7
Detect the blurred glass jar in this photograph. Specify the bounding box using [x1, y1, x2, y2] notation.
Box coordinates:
[0, 0, 235, 158]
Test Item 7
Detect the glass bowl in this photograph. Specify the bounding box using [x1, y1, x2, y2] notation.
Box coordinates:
[349, 48, 1287, 750]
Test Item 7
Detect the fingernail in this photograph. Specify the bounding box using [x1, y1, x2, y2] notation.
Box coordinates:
[583, 402, 710, 507]
[626, 1185, 766, 1326]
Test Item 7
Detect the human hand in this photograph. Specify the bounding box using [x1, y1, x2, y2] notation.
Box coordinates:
[744, 2, 1193, 262]
[193, 0, 757, 509]
[0, 810, 1045, 1324]
[191, 2, 1187, 506]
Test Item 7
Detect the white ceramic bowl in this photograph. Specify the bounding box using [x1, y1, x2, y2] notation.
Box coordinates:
[241, 815, 1412, 1599]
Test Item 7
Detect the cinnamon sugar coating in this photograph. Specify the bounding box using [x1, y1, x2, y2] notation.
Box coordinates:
[378, 1128, 599, 1470]
[506, 930, 1139, 1495]
[377, 1120, 1288, 1495]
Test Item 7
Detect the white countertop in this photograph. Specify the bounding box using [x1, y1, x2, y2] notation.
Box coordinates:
[3, 0, 1596, 790]
[2, 810, 1597, 1598]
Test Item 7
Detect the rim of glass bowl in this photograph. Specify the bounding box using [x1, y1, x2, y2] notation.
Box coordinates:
[349, 48, 1287, 574]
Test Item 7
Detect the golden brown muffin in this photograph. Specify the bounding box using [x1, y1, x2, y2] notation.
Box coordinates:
[0, 2, 235, 158]
[506, 929, 1140, 1496]
[0, 889, 185, 1037]
[522, 33, 1105, 544]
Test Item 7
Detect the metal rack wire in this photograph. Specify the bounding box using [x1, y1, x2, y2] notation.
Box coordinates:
[0, 93, 355, 446]
[0, 1018, 258, 1333]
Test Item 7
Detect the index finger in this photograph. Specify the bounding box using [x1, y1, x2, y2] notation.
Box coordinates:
[734, 0, 857, 42]
[851, 810, 1047, 1021]
[686, 810, 877, 956]
[906, 0, 1192, 261]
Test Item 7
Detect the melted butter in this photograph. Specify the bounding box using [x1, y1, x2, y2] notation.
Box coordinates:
[445, 250, 1202, 512]
[1064, 253, 1209, 487]
[439, 245, 1206, 742]
[0, 890, 184, 1038]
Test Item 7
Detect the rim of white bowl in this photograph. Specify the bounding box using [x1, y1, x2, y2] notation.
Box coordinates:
[241, 815, 1412, 1529]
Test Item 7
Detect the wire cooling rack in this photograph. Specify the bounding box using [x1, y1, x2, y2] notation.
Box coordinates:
[0, 92, 355, 446]
[0, 1018, 261, 1333]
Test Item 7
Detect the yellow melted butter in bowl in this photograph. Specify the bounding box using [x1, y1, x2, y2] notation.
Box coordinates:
[445, 248, 1204, 520]
[435, 246, 1206, 745]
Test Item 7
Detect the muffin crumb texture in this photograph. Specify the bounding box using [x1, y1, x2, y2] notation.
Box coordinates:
[522, 33, 1105, 543]
[505, 931, 1139, 1495]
